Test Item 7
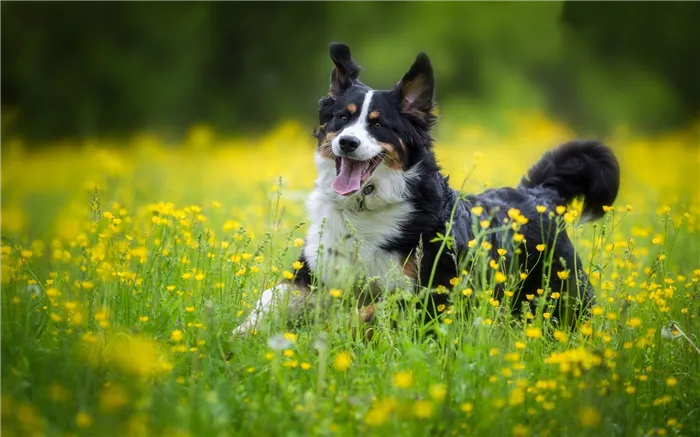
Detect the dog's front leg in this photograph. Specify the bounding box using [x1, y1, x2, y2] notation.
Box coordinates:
[232, 257, 313, 337]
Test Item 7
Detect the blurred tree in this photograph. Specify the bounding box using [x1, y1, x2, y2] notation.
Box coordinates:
[2, 2, 698, 143]
[563, 0, 700, 128]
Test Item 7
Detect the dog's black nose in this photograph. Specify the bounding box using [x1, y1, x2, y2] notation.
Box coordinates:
[338, 136, 360, 153]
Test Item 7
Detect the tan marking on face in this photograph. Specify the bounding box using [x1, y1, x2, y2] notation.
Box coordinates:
[318, 131, 337, 159]
[346, 103, 357, 114]
[369, 110, 380, 120]
[378, 141, 404, 170]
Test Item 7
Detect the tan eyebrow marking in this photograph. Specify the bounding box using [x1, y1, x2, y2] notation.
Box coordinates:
[369, 110, 380, 120]
[346, 103, 357, 114]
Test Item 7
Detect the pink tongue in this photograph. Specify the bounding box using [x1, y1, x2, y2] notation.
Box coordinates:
[331, 157, 369, 195]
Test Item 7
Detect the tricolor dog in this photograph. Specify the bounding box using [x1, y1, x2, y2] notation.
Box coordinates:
[233, 43, 620, 336]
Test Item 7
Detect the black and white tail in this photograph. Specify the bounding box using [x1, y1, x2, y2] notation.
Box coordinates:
[520, 140, 620, 221]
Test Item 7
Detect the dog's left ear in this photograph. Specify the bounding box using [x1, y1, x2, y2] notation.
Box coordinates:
[329, 43, 361, 99]
[394, 52, 435, 115]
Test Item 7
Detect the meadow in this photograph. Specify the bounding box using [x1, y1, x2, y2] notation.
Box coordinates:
[1, 114, 699, 437]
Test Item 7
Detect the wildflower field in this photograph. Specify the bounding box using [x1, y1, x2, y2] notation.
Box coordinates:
[2, 115, 699, 437]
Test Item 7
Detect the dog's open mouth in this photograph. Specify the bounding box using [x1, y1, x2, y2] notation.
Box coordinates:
[331, 155, 382, 196]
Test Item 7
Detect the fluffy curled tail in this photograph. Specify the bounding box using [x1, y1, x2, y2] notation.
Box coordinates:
[520, 140, 620, 220]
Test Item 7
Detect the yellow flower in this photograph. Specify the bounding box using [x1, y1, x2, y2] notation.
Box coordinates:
[333, 351, 352, 372]
[99, 385, 129, 412]
[513, 424, 529, 437]
[557, 270, 569, 280]
[666, 377, 677, 387]
[393, 371, 414, 388]
[460, 402, 473, 414]
[329, 288, 342, 298]
[292, 261, 303, 270]
[513, 233, 525, 243]
[536, 244, 545, 252]
[468, 239, 476, 248]
[525, 327, 542, 339]
[551, 292, 561, 299]
[294, 238, 304, 247]
[413, 400, 434, 418]
[301, 362, 312, 370]
[429, 384, 447, 402]
[75, 411, 93, 428]
[481, 241, 493, 250]
[462, 288, 473, 297]
[556, 205, 566, 215]
[494, 272, 507, 284]
[48, 383, 70, 403]
[627, 318, 642, 328]
[185, 306, 195, 313]
[282, 271, 294, 280]
[471, 206, 483, 215]
[577, 407, 601, 428]
[536, 205, 547, 213]
[497, 248, 507, 256]
[283, 332, 297, 343]
[449, 277, 460, 286]
[553, 330, 568, 342]
[480, 220, 491, 229]
[170, 330, 183, 342]
[543, 312, 551, 320]
[195, 273, 205, 281]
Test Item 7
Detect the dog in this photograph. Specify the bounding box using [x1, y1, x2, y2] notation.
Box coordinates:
[232, 43, 620, 337]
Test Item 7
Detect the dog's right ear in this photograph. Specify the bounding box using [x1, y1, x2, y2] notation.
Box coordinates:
[329, 43, 361, 99]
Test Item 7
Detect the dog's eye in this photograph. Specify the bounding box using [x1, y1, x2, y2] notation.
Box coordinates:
[339, 115, 348, 122]
[373, 122, 382, 129]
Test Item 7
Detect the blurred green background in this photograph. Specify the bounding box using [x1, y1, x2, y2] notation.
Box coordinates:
[2, 1, 699, 143]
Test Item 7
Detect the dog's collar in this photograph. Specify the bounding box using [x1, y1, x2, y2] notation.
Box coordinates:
[357, 183, 375, 211]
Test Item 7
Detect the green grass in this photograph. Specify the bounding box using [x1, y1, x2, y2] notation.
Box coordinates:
[1, 126, 699, 437]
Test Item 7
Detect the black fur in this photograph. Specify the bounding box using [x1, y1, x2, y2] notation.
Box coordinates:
[296, 43, 621, 329]
[520, 140, 620, 220]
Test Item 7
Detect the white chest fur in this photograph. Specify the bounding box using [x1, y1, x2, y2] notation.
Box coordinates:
[302, 153, 418, 295]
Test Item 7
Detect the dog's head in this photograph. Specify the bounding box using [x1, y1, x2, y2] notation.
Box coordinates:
[313, 43, 437, 198]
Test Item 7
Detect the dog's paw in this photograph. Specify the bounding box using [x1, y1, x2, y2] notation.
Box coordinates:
[231, 322, 255, 338]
